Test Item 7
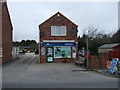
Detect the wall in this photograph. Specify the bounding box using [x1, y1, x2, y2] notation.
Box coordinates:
[12, 47, 19, 59]
[90, 53, 109, 69]
[109, 45, 120, 60]
[90, 56, 101, 69]
[2, 2, 13, 63]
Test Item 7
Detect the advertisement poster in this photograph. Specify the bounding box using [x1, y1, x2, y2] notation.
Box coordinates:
[47, 57, 53, 62]
[47, 48, 53, 56]
[108, 58, 119, 74]
[54, 47, 71, 58]
[72, 47, 76, 58]
[41, 47, 45, 55]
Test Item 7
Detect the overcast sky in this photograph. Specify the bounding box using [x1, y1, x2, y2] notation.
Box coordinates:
[7, 1, 118, 42]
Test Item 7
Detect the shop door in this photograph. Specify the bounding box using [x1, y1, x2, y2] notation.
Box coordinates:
[46, 47, 54, 63]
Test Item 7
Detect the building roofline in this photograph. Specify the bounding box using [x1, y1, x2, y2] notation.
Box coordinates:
[98, 43, 120, 49]
[38, 11, 78, 27]
[2, 1, 13, 30]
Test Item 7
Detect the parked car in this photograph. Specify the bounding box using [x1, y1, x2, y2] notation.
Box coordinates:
[19, 50, 25, 54]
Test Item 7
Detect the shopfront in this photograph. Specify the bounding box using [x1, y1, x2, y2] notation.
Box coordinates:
[41, 41, 77, 63]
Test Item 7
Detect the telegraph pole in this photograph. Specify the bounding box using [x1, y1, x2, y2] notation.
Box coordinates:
[86, 35, 89, 69]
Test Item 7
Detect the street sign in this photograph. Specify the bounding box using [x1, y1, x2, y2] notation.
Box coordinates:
[108, 58, 119, 74]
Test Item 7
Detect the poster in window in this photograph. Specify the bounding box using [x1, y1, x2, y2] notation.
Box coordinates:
[47, 48, 53, 56]
[72, 47, 76, 58]
[47, 57, 53, 62]
[41, 47, 45, 55]
[54, 47, 71, 58]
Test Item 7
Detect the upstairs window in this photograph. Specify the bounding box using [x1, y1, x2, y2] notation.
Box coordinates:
[51, 26, 66, 36]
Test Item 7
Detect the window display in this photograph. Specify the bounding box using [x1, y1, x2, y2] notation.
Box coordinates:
[72, 47, 76, 58]
[47, 48, 53, 56]
[54, 47, 71, 58]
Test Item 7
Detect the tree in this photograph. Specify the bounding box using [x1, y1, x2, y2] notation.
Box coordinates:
[78, 25, 112, 55]
[112, 29, 120, 43]
[13, 40, 38, 50]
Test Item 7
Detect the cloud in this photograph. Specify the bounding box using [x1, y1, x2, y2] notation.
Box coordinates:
[7, 2, 118, 42]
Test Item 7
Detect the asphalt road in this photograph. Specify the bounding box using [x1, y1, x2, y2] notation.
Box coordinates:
[2, 53, 118, 88]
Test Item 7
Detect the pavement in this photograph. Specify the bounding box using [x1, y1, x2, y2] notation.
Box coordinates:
[93, 69, 119, 78]
[2, 53, 119, 88]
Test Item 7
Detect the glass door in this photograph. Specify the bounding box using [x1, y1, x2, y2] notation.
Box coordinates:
[46, 47, 54, 63]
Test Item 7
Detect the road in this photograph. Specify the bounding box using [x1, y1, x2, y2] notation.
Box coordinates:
[2, 53, 118, 88]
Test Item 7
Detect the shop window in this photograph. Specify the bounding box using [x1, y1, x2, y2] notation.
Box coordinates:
[51, 26, 66, 36]
[54, 47, 71, 58]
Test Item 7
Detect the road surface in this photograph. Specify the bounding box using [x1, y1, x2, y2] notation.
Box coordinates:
[2, 53, 118, 88]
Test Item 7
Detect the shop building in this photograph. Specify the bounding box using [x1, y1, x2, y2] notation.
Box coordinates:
[39, 12, 78, 63]
[0, 1, 13, 63]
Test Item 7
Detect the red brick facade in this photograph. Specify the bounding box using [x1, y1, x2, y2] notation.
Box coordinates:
[0, 1, 13, 63]
[109, 45, 120, 60]
[39, 12, 78, 63]
[90, 53, 109, 69]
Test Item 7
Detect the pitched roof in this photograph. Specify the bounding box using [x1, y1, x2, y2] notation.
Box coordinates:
[99, 43, 120, 49]
[39, 12, 78, 27]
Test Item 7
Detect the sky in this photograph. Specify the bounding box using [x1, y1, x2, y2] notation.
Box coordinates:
[7, 0, 118, 42]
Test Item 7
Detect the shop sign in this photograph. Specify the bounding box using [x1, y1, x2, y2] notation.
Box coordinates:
[41, 47, 45, 55]
[108, 58, 119, 74]
[41, 42, 76, 47]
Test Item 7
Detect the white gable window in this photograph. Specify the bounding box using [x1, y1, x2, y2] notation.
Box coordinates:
[51, 26, 66, 36]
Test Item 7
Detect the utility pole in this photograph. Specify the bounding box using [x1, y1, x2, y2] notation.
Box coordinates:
[86, 33, 89, 69]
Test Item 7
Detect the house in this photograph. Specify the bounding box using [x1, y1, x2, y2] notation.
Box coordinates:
[19, 46, 32, 53]
[39, 12, 78, 63]
[98, 43, 120, 60]
[0, 1, 13, 63]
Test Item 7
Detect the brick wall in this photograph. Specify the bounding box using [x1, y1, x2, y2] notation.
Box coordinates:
[39, 13, 78, 42]
[2, 2, 13, 63]
[90, 56, 101, 69]
[90, 53, 109, 69]
[109, 45, 120, 60]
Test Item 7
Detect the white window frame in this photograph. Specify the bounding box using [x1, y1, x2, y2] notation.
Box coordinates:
[51, 26, 66, 36]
